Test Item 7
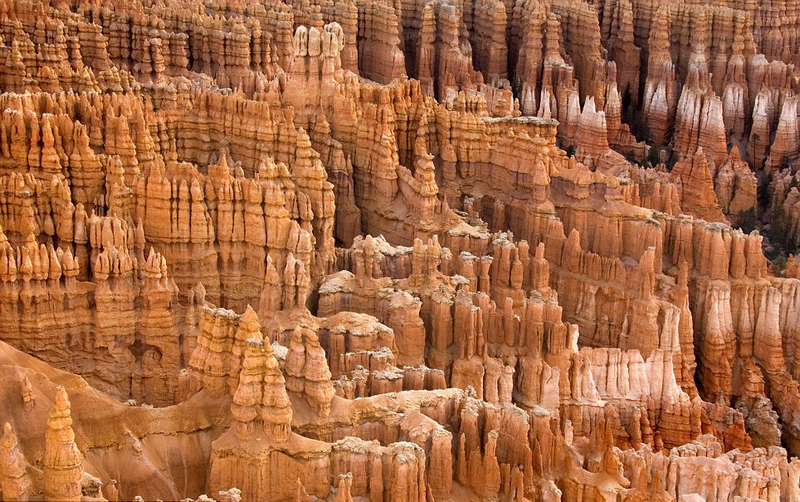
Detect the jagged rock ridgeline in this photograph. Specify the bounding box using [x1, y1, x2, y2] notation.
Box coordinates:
[0, 0, 798, 501]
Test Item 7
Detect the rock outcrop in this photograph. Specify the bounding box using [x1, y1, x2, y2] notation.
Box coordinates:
[0, 0, 798, 501]
[43, 387, 83, 502]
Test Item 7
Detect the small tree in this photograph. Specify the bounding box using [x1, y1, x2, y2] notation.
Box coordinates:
[771, 255, 787, 277]
[737, 208, 758, 234]
[665, 154, 678, 172]
[636, 122, 652, 143]
[757, 173, 772, 210]
[511, 79, 522, 99]
[770, 201, 787, 251]
[622, 86, 633, 110]
[645, 145, 660, 168]
[787, 236, 798, 256]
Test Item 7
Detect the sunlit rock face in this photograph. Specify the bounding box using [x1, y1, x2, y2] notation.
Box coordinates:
[0, 0, 799, 501]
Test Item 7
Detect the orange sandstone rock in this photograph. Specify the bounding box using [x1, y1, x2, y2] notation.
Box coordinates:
[0, 1, 798, 501]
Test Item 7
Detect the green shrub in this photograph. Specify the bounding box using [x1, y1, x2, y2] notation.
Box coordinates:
[645, 145, 660, 168]
[737, 208, 757, 234]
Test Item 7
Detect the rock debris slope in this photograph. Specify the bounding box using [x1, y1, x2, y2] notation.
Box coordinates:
[0, 0, 798, 501]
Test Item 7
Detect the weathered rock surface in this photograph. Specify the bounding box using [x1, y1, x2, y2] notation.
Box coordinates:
[0, 0, 799, 501]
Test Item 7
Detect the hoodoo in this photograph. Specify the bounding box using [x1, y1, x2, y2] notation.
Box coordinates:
[0, 0, 798, 501]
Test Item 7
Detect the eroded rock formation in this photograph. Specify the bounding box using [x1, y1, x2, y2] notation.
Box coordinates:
[0, 0, 799, 501]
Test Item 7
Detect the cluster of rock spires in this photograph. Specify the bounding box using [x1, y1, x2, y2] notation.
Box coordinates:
[0, 0, 798, 501]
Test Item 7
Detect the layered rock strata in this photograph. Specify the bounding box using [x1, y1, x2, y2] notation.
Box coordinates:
[0, 1, 799, 502]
